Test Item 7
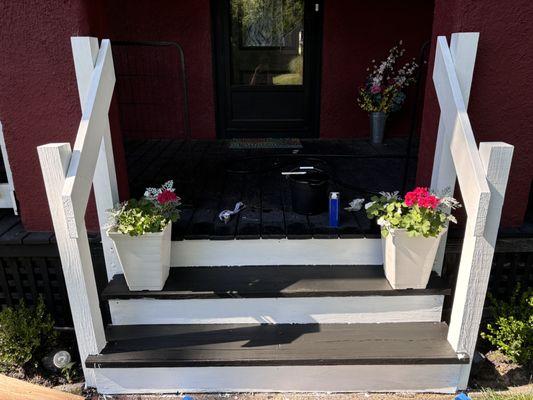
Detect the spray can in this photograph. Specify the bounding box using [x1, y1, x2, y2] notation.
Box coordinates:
[329, 192, 340, 227]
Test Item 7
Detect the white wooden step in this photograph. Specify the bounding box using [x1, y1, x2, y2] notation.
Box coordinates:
[169, 238, 382, 266]
[87, 323, 467, 394]
[103, 266, 450, 325]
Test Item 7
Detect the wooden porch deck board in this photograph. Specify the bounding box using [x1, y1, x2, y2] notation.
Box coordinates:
[125, 138, 418, 241]
[86, 322, 468, 368]
[102, 265, 451, 300]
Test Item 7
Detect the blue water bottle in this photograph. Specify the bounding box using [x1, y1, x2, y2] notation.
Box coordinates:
[329, 192, 339, 227]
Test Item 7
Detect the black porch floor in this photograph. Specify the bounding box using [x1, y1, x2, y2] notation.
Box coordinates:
[125, 138, 418, 240]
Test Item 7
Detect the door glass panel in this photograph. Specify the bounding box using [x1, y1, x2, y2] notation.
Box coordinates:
[230, 0, 304, 86]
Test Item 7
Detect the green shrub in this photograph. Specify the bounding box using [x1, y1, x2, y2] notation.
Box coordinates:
[0, 297, 58, 371]
[481, 286, 533, 366]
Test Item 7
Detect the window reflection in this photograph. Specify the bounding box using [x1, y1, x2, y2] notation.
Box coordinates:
[230, 0, 304, 86]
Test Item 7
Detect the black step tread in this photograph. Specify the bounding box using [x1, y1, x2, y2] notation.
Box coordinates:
[102, 265, 450, 300]
[86, 322, 468, 368]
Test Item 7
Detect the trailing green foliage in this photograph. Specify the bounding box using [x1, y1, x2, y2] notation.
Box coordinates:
[481, 286, 533, 366]
[108, 181, 181, 236]
[0, 297, 58, 371]
[110, 198, 172, 236]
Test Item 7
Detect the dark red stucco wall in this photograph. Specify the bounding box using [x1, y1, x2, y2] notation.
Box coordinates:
[320, 0, 434, 138]
[1, 0, 529, 230]
[416, 0, 533, 227]
[0, 0, 111, 231]
[93, 0, 216, 140]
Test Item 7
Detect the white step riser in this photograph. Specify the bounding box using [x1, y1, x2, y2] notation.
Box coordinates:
[170, 238, 382, 266]
[92, 364, 462, 394]
[108, 296, 444, 325]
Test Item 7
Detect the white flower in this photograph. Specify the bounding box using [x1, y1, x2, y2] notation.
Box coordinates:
[447, 215, 458, 224]
[379, 191, 399, 200]
[345, 198, 365, 212]
[144, 180, 176, 201]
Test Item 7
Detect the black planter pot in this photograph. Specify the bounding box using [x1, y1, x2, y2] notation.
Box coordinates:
[287, 168, 329, 215]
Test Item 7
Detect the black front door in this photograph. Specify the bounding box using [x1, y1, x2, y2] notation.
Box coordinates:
[212, 0, 323, 138]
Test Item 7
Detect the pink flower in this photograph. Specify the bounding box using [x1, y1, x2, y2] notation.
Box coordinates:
[370, 85, 382, 94]
[157, 190, 178, 204]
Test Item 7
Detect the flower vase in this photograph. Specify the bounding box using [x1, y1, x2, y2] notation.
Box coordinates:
[370, 112, 388, 144]
[382, 228, 446, 289]
[107, 223, 172, 291]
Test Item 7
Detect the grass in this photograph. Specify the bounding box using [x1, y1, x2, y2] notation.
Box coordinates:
[477, 390, 533, 399]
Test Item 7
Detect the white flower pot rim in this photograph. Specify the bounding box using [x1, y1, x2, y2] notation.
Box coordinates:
[388, 228, 446, 238]
[106, 223, 171, 237]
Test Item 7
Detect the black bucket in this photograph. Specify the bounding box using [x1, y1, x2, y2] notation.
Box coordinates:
[287, 167, 329, 215]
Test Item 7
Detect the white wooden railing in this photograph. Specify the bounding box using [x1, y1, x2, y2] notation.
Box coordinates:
[0, 122, 18, 213]
[431, 33, 513, 389]
[37, 34, 513, 391]
[37, 37, 119, 387]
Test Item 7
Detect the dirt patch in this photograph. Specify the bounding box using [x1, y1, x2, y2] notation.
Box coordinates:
[470, 351, 532, 390]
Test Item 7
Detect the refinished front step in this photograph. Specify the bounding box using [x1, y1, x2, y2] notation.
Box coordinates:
[87, 322, 468, 394]
[104, 265, 450, 325]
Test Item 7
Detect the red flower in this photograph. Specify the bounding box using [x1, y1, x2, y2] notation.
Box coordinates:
[404, 187, 439, 209]
[404, 192, 417, 206]
[157, 190, 178, 204]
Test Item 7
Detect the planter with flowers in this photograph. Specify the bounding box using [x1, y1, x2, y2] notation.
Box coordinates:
[106, 181, 181, 291]
[365, 187, 460, 289]
[357, 42, 418, 144]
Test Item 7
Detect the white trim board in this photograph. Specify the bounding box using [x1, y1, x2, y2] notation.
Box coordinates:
[0, 184, 14, 208]
[171, 238, 382, 266]
[108, 295, 445, 325]
[92, 364, 461, 394]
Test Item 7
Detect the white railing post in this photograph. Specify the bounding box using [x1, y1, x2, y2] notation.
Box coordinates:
[448, 142, 513, 389]
[69, 38, 121, 280]
[37, 143, 106, 388]
[36, 37, 118, 388]
[0, 122, 18, 214]
[431, 33, 480, 275]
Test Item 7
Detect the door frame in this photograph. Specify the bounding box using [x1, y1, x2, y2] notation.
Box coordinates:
[211, 0, 324, 139]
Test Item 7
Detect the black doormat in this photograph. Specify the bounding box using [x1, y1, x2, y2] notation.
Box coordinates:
[228, 138, 303, 150]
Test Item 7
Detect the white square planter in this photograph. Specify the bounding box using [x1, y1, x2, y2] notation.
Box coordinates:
[107, 223, 172, 291]
[382, 228, 446, 289]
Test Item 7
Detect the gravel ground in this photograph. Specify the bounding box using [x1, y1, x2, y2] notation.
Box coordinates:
[97, 385, 532, 400]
